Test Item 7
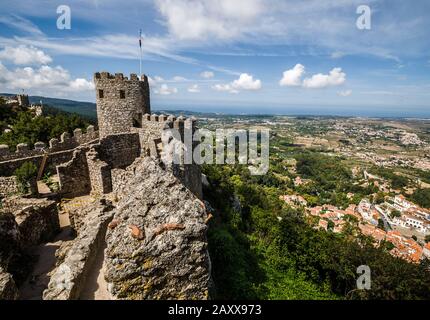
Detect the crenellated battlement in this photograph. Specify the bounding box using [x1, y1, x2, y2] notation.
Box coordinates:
[94, 72, 148, 83]
[138, 113, 197, 144]
[141, 113, 197, 129]
[0, 125, 99, 162]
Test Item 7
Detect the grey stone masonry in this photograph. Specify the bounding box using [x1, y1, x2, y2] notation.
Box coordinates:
[86, 148, 112, 195]
[0, 125, 99, 162]
[94, 72, 151, 138]
[0, 176, 20, 196]
[0, 126, 99, 177]
[43, 200, 115, 300]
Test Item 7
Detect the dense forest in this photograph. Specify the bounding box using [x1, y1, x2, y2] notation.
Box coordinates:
[202, 157, 430, 299]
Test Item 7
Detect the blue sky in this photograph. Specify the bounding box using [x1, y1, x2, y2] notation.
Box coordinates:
[0, 0, 429, 116]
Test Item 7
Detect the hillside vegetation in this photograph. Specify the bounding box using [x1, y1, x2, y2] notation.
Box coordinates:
[203, 159, 430, 300]
[0, 97, 91, 150]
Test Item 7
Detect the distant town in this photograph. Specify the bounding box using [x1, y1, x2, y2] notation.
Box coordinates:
[202, 114, 430, 264]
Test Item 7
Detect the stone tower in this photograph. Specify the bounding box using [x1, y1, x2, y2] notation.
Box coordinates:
[94, 72, 150, 138]
[17, 94, 29, 107]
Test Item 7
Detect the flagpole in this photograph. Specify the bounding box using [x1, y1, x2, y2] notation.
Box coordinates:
[139, 29, 142, 78]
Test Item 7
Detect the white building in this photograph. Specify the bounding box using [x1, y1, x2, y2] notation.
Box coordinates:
[393, 195, 416, 212]
[357, 199, 378, 225]
[393, 214, 430, 234]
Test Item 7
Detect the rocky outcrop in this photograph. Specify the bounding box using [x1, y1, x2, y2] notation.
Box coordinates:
[43, 199, 114, 300]
[0, 267, 18, 300]
[105, 156, 211, 300]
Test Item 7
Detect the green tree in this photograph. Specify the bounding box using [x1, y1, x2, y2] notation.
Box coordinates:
[14, 161, 37, 194]
[0, 109, 90, 150]
[390, 209, 401, 219]
[411, 189, 430, 208]
[391, 175, 409, 189]
[377, 219, 385, 230]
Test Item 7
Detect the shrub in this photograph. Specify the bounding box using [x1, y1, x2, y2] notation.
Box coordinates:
[14, 162, 37, 194]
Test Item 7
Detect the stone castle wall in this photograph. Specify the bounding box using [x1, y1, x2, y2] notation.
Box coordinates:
[0, 125, 98, 160]
[86, 148, 112, 195]
[0, 126, 98, 176]
[0, 176, 20, 197]
[56, 133, 141, 197]
[94, 72, 150, 138]
[56, 147, 92, 198]
[132, 114, 202, 198]
[97, 133, 141, 169]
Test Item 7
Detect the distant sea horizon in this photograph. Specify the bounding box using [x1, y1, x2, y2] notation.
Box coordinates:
[154, 104, 430, 119]
[2, 92, 429, 119]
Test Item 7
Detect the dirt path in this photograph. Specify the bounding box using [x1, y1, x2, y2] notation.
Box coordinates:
[79, 240, 111, 300]
[60, 194, 112, 300]
[18, 225, 74, 300]
[19, 204, 74, 300]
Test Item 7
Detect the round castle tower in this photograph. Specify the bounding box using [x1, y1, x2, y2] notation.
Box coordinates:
[94, 72, 151, 138]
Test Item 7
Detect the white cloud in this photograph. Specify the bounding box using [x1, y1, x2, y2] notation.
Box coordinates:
[153, 83, 178, 95]
[303, 68, 346, 89]
[331, 51, 346, 59]
[172, 76, 187, 82]
[0, 62, 94, 92]
[212, 73, 261, 93]
[188, 84, 200, 93]
[232, 73, 261, 90]
[2, 1, 428, 65]
[338, 89, 352, 97]
[0, 14, 44, 36]
[279, 64, 305, 87]
[279, 64, 347, 89]
[69, 78, 95, 91]
[212, 83, 238, 94]
[150, 75, 189, 85]
[212, 83, 231, 91]
[155, 0, 263, 41]
[200, 71, 214, 79]
[0, 45, 52, 65]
